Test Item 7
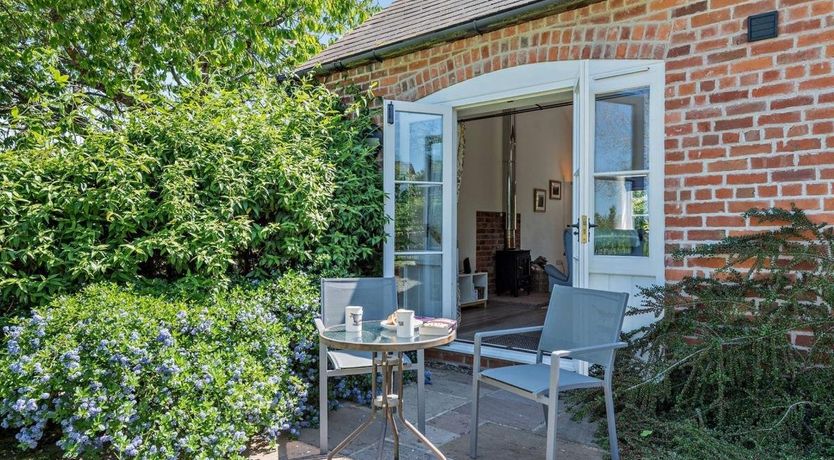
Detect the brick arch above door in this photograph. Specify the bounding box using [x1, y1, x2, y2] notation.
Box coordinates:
[320, 1, 676, 104]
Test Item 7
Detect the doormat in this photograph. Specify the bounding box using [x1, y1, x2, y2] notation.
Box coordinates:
[482, 332, 542, 352]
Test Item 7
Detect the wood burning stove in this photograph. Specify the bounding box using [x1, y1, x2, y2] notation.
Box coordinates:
[495, 249, 531, 297]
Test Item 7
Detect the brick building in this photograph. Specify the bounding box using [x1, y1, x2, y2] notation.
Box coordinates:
[301, 0, 834, 341]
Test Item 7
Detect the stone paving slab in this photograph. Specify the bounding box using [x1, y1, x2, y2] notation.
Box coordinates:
[442, 422, 602, 460]
[457, 391, 546, 432]
[310, 404, 382, 453]
[349, 440, 437, 460]
[401, 384, 469, 422]
[250, 366, 603, 460]
[426, 410, 471, 437]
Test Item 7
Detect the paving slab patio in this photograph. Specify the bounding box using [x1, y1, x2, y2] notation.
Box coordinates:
[249, 365, 604, 460]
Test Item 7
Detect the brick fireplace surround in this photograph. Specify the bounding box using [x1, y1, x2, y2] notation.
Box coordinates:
[475, 211, 521, 296]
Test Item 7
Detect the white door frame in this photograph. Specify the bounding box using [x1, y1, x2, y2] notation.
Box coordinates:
[572, 60, 591, 288]
[385, 60, 665, 328]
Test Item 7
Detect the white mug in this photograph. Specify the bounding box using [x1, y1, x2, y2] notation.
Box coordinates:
[396, 309, 415, 338]
[345, 306, 363, 333]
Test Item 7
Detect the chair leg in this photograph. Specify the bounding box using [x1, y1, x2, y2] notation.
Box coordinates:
[469, 377, 480, 458]
[319, 342, 328, 454]
[604, 384, 620, 460]
[545, 393, 559, 460]
[417, 349, 426, 433]
[542, 404, 548, 423]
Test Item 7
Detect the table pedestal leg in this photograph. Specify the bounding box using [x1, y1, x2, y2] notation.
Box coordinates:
[328, 352, 380, 460]
[377, 411, 388, 459]
[396, 353, 447, 460]
[328, 352, 446, 460]
[378, 353, 399, 460]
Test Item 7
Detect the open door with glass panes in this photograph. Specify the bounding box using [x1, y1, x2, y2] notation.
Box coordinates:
[382, 101, 456, 319]
[581, 62, 666, 332]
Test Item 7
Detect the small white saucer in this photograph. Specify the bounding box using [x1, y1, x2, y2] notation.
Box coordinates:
[380, 319, 423, 331]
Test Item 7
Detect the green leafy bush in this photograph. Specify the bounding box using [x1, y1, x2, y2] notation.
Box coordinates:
[0, 271, 320, 458]
[0, 81, 386, 310]
[576, 208, 834, 459]
[0, 0, 375, 123]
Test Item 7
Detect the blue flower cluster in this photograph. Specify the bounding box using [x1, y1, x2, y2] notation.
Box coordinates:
[156, 328, 174, 347]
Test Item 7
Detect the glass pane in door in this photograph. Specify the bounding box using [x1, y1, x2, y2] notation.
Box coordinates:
[394, 112, 444, 182]
[593, 176, 649, 256]
[394, 184, 442, 251]
[395, 254, 443, 317]
[594, 88, 649, 173]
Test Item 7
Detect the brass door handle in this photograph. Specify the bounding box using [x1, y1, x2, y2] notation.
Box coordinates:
[580, 215, 589, 244]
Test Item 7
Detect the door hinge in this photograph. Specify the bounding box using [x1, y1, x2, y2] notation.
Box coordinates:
[387, 102, 394, 125]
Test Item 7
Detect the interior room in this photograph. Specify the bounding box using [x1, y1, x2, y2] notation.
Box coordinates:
[456, 92, 573, 349]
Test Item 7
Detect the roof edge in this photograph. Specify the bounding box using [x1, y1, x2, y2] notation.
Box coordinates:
[297, 0, 603, 76]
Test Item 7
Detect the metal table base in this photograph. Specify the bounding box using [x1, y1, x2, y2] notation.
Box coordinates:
[327, 352, 446, 460]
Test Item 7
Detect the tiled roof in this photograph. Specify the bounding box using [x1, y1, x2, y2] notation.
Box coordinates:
[302, 0, 589, 71]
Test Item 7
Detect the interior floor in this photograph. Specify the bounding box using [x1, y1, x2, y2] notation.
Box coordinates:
[457, 292, 549, 350]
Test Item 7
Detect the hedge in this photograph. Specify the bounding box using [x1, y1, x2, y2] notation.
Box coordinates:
[0, 81, 386, 310]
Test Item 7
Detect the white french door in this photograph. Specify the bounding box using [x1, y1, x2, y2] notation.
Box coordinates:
[383, 61, 665, 329]
[576, 62, 666, 331]
[383, 100, 456, 319]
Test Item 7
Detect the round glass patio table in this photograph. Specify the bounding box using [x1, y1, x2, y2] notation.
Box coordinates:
[320, 321, 456, 460]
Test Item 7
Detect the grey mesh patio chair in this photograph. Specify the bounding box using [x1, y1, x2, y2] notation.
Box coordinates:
[317, 278, 426, 453]
[469, 286, 629, 460]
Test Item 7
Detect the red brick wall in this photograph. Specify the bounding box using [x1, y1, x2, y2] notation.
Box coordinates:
[320, 0, 834, 284]
[475, 211, 521, 295]
[425, 348, 520, 370]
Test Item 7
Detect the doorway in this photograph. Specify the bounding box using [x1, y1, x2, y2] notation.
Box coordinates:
[455, 93, 574, 349]
[383, 60, 666, 356]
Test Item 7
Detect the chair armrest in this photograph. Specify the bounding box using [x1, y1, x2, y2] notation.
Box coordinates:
[473, 326, 545, 376]
[473, 326, 544, 343]
[314, 317, 326, 334]
[551, 341, 627, 358]
[545, 342, 627, 396]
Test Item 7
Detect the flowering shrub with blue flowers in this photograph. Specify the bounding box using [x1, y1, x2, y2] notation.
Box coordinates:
[0, 271, 320, 458]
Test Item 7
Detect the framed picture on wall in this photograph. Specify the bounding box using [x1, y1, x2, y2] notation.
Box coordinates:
[534, 189, 547, 212]
[549, 180, 562, 200]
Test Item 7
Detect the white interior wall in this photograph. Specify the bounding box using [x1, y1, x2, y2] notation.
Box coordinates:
[457, 106, 573, 272]
[516, 106, 573, 268]
[457, 117, 503, 272]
